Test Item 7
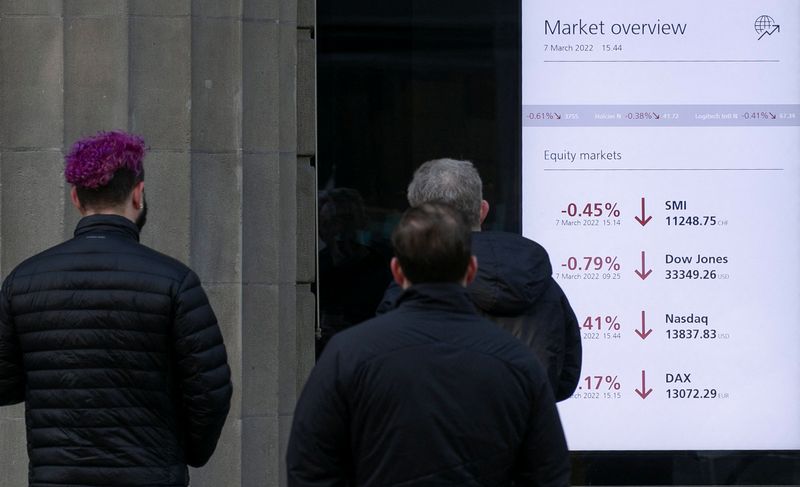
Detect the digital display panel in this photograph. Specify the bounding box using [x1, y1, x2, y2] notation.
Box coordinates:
[522, 0, 799, 451]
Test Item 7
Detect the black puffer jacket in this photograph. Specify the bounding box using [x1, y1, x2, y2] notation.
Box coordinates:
[378, 231, 581, 401]
[289, 283, 570, 487]
[0, 215, 232, 487]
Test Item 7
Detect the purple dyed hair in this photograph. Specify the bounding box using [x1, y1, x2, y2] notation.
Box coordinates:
[65, 131, 146, 189]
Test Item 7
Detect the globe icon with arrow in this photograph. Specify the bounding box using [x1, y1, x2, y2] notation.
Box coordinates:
[754, 15, 780, 40]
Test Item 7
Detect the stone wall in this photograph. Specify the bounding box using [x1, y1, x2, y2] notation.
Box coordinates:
[0, 1, 316, 485]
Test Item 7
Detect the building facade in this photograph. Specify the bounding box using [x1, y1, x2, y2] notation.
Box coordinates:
[0, 1, 316, 486]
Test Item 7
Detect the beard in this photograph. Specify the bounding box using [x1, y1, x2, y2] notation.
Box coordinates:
[136, 197, 148, 231]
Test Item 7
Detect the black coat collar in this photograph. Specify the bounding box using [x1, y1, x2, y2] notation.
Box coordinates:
[74, 214, 141, 242]
[395, 282, 477, 314]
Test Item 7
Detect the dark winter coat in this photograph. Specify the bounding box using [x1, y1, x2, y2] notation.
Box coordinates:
[288, 283, 570, 487]
[378, 231, 581, 401]
[0, 215, 232, 487]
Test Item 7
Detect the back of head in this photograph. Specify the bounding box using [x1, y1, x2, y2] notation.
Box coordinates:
[407, 158, 482, 228]
[391, 202, 472, 284]
[65, 131, 146, 210]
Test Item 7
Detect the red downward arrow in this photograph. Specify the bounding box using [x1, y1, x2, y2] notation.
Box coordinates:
[634, 251, 652, 280]
[635, 370, 653, 399]
[635, 310, 652, 340]
[634, 197, 652, 226]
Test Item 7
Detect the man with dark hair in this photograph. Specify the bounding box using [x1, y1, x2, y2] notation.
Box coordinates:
[390, 201, 473, 284]
[0, 131, 232, 487]
[380, 158, 582, 402]
[287, 202, 570, 487]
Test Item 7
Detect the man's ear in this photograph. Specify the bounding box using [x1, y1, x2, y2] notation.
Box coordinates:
[70, 187, 85, 214]
[479, 200, 490, 225]
[464, 255, 479, 286]
[391, 257, 412, 289]
[131, 181, 145, 209]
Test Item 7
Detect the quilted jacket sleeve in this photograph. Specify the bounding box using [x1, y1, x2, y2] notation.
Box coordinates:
[173, 270, 233, 467]
[0, 275, 25, 406]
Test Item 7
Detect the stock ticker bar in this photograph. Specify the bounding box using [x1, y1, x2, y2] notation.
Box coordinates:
[522, 104, 800, 127]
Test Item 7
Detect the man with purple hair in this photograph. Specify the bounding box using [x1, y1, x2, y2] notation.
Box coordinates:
[0, 131, 232, 486]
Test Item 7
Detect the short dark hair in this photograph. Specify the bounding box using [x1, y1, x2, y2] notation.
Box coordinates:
[391, 202, 472, 284]
[75, 168, 144, 208]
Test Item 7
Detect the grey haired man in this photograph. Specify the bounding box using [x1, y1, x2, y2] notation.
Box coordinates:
[379, 158, 582, 401]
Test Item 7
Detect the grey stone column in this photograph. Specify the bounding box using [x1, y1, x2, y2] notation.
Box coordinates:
[0, 4, 66, 483]
[0, 1, 316, 485]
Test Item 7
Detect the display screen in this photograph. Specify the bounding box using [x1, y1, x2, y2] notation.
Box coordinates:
[522, 0, 799, 451]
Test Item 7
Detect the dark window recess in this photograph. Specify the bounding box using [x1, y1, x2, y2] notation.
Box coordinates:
[316, 1, 800, 484]
[316, 0, 521, 356]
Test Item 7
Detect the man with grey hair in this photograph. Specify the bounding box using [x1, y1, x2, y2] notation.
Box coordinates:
[379, 158, 581, 401]
[406, 158, 488, 229]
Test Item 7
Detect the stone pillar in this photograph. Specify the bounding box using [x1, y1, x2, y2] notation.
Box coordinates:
[0, 4, 66, 483]
[0, 1, 316, 485]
